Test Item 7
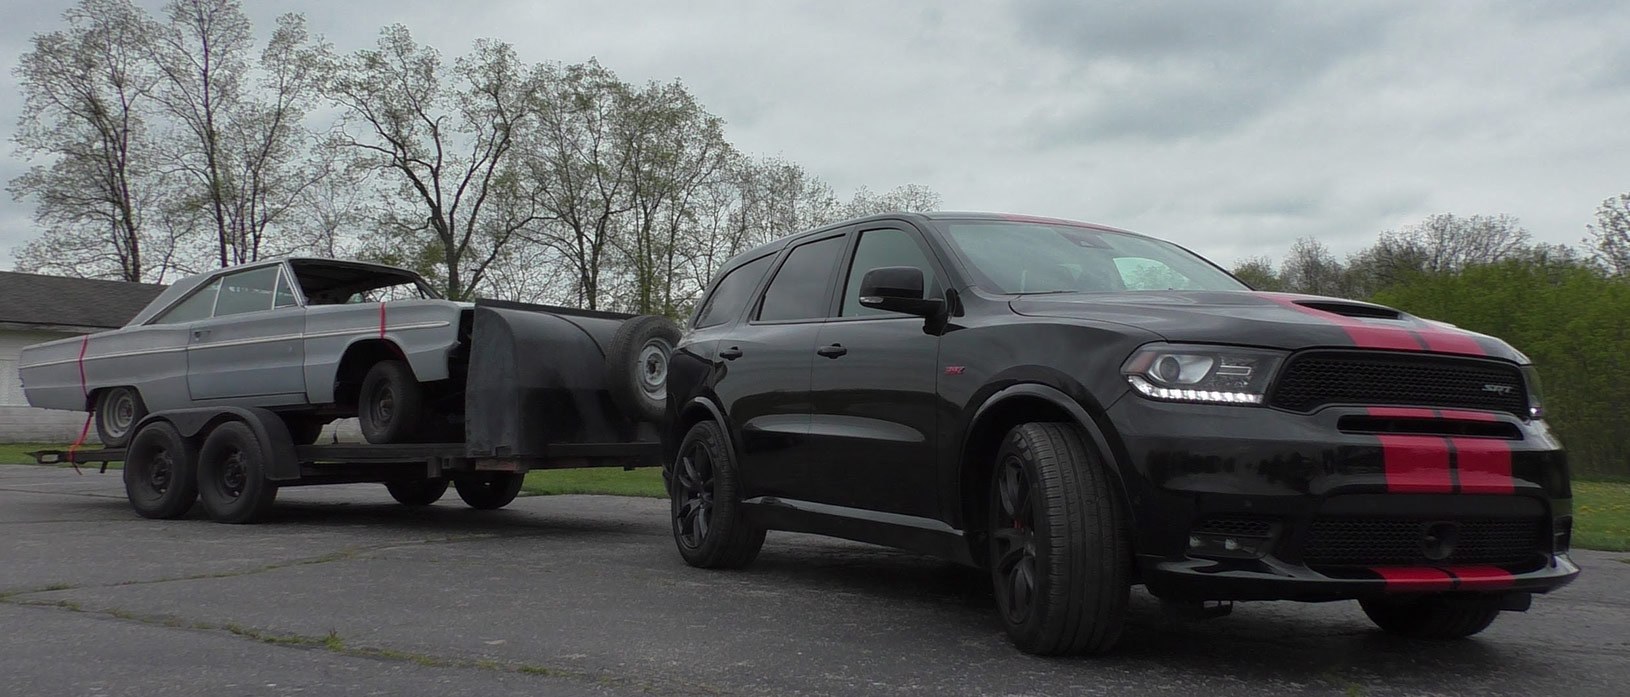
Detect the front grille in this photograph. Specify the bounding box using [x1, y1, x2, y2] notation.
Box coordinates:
[1300, 516, 1547, 567]
[1268, 351, 1527, 415]
[1193, 516, 1276, 537]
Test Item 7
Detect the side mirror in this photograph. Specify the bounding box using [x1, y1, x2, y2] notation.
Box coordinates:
[858, 266, 944, 318]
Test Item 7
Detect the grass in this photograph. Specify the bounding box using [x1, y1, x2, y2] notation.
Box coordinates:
[521, 467, 664, 498]
[1573, 480, 1630, 552]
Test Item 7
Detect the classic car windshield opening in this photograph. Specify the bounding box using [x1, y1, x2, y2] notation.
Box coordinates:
[289, 261, 440, 305]
[936, 221, 1247, 294]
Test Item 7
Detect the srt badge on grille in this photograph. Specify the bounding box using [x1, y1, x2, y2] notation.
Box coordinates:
[1482, 384, 1514, 395]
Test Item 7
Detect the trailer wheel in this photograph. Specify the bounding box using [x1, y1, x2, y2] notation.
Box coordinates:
[95, 387, 147, 447]
[454, 472, 524, 510]
[196, 421, 279, 524]
[670, 420, 764, 569]
[386, 479, 449, 506]
[123, 421, 199, 519]
[605, 315, 681, 423]
[359, 360, 426, 444]
[1360, 596, 1503, 639]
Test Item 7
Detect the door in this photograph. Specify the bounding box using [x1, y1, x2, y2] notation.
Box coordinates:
[186, 264, 308, 402]
[715, 233, 849, 500]
[807, 225, 944, 517]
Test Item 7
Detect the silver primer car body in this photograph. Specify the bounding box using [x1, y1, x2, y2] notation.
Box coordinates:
[19, 258, 467, 430]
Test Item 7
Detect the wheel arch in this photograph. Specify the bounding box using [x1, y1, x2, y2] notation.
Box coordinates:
[333, 338, 410, 409]
[668, 396, 732, 467]
[133, 406, 301, 481]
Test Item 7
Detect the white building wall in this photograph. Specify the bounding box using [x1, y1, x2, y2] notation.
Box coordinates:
[0, 328, 98, 444]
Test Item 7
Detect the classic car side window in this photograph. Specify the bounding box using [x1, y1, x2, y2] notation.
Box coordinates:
[213, 266, 281, 317]
[153, 279, 222, 324]
[273, 269, 300, 308]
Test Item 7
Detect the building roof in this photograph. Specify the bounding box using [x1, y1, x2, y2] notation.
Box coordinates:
[0, 270, 167, 330]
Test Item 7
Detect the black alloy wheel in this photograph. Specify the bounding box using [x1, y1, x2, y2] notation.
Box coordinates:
[992, 456, 1039, 628]
[673, 440, 716, 550]
[669, 420, 763, 568]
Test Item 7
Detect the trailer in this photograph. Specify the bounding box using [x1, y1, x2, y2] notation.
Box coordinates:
[31, 300, 676, 524]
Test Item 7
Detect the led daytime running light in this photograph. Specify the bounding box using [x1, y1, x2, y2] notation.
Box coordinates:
[1127, 375, 1263, 405]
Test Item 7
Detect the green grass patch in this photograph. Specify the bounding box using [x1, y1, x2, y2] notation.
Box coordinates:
[1574, 480, 1630, 552]
[522, 467, 665, 498]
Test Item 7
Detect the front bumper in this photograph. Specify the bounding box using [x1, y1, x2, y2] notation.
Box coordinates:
[1104, 395, 1578, 601]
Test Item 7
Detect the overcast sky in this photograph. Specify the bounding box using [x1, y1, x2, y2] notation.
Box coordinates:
[2, 0, 1627, 271]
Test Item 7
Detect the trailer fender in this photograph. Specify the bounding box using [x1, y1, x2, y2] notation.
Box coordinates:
[134, 406, 301, 482]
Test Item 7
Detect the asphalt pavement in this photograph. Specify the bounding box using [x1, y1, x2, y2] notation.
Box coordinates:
[2, 463, 1626, 697]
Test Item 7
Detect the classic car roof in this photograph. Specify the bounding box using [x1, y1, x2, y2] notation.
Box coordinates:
[0, 270, 167, 330]
[125, 257, 432, 326]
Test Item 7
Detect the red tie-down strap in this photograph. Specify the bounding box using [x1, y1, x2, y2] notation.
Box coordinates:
[65, 334, 91, 474]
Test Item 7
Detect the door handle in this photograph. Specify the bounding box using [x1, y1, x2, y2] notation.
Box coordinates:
[192, 329, 211, 340]
[816, 344, 847, 358]
[719, 346, 743, 361]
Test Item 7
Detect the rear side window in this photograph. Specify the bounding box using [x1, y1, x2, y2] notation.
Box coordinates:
[694, 256, 771, 328]
[153, 279, 222, 324]
[756, 236, 846, 322]
[213, 266, 281, 317]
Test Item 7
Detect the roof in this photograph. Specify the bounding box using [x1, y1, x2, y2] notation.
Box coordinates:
[0, 270, 167, 330]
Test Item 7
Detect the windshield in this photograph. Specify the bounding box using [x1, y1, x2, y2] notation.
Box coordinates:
[935, 220, 1247, 294]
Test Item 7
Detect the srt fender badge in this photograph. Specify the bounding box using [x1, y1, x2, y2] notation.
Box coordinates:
[944, 366, 966, 375]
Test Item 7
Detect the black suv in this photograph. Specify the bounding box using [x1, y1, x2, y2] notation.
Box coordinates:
[663, 212, 1577, 655]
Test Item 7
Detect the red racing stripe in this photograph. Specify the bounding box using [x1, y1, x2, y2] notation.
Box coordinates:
[379, 301, 387, 338]
[1257, 293, 1424, 351]
[1376, 435, 1453, 493]
[1367, 407, 1437, 419]
[1372, 567, 1455, 591]
[1449, 437, 1514, 494]
[1444, 566, 1515, 589]
[1413, 326, 1486, 356]
[1438, 409, 1499, 422]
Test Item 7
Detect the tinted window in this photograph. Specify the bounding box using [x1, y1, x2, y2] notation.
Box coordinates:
[841, 228, 937, 317]
[695, 256, 771, 328]
[273, 269, 299, 308]
[153, 279, 221, 325]
[213, 266, 280, 317]
[756, 236, 845, 322]
[938, 221, 1246, 294]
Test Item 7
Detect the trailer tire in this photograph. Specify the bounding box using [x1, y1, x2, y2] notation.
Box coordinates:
[387, 479, 449, 506]
[123, 421, 199, 519]
[670, 420, 764, 569]
[196, 421, 279, 524]
[605, 315, 680, 423]
[95, 387, 147, 447]
[454, 472, 525, 510]
[359, 360, 426, 444]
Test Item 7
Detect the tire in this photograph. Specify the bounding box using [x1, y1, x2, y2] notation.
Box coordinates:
[122, 422, 199, 519]
[358, 360, 426, 444]
[670, 420, 765, 569]
[604, 315, 681, 423]
[1360, 596, 1503, 639]
[195, 421, 279, 524]
[453, 472, 525, 510]
[94, 387, 147, 447]
[988, 422, 1131, 656]
[387, 479, 449, 506]
[282, 414, 326, 445]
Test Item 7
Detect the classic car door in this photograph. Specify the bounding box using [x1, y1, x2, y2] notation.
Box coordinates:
[186, 264, 308, 402]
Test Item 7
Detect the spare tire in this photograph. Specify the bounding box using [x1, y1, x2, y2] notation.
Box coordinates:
[604, 315, 681, 423]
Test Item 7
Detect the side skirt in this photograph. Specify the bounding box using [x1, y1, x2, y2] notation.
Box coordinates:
[740, 497, 975, 566]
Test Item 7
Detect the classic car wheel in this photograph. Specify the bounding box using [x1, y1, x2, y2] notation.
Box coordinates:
[453, 472, 525, 510]
[359, 360, 426, 444]
[670, 420, 763, 569]
[386, 478, 449, 506]
[1360, 596, 1503, 639]
[123, 422, 199, 519]
[989, 423, 1131, 656]
[196, 421, 279, 524]
[605, 315, 681, 423]
[95, 387, 148, 448]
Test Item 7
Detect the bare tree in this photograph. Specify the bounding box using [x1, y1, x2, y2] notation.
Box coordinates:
[837, 183, 942, 219]
[1382, 213, 1532, 274]
[1587, 192, 1630, 278]
[1279, 237, 1347, 296]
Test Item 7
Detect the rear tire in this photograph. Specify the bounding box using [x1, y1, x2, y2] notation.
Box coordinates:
[670, 420, 764, 569]
[122, 422, 198, 519]
[196, 421, 279, 524]
[386, 479, 449, 506]
[988, 422, 1131, 655]
[358, 360, 426, 444]
[1360, 596, 1503, 639]
[454, 472, 524, 510]
[94, 387, 147, 447]
[604, 315, 680, 423]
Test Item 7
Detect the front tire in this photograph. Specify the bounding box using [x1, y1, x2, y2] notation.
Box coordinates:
[670, 420, 764, 569]
[123, 422, 198, 519]
[387, 479, 449, 506]
[454, 472, 524, 510]
[358, 360, 426, 444]
[988, 423, 1131, 655]
[94, 387, 147, 447]
[1360, 596, 1503, 639]
[196, 421, 279, 524]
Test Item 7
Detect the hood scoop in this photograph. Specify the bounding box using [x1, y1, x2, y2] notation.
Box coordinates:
[1294, 300, 1401, 320]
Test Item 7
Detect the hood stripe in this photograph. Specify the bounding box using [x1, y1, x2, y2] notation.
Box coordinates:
[1255, 293, 1426, 351]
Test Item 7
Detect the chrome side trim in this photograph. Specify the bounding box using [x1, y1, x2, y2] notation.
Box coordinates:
[19, 321, 453, 368]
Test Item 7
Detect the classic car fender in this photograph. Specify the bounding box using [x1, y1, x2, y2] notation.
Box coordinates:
[302, 300, 468, 404]
[135, 406, 302, 481]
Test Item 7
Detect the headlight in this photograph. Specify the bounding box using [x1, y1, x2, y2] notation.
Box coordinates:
[1520, 365, 1544, 420]
[1122, 344, 1286, 406]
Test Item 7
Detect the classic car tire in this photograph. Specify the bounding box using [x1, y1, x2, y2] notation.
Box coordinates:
[123, 421, 199, 519]
[95, 387, 148, 448]
[1359, 596, 1503, 639]
[359, 360, 426, 444]
[670, 420, 765, 569]
[988, 423, 1131, 656]
[386, 478, 449, 506]
[453, 472, 525, 510]
[196, 421, 279, 524]
[605, 315, 681, 423]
